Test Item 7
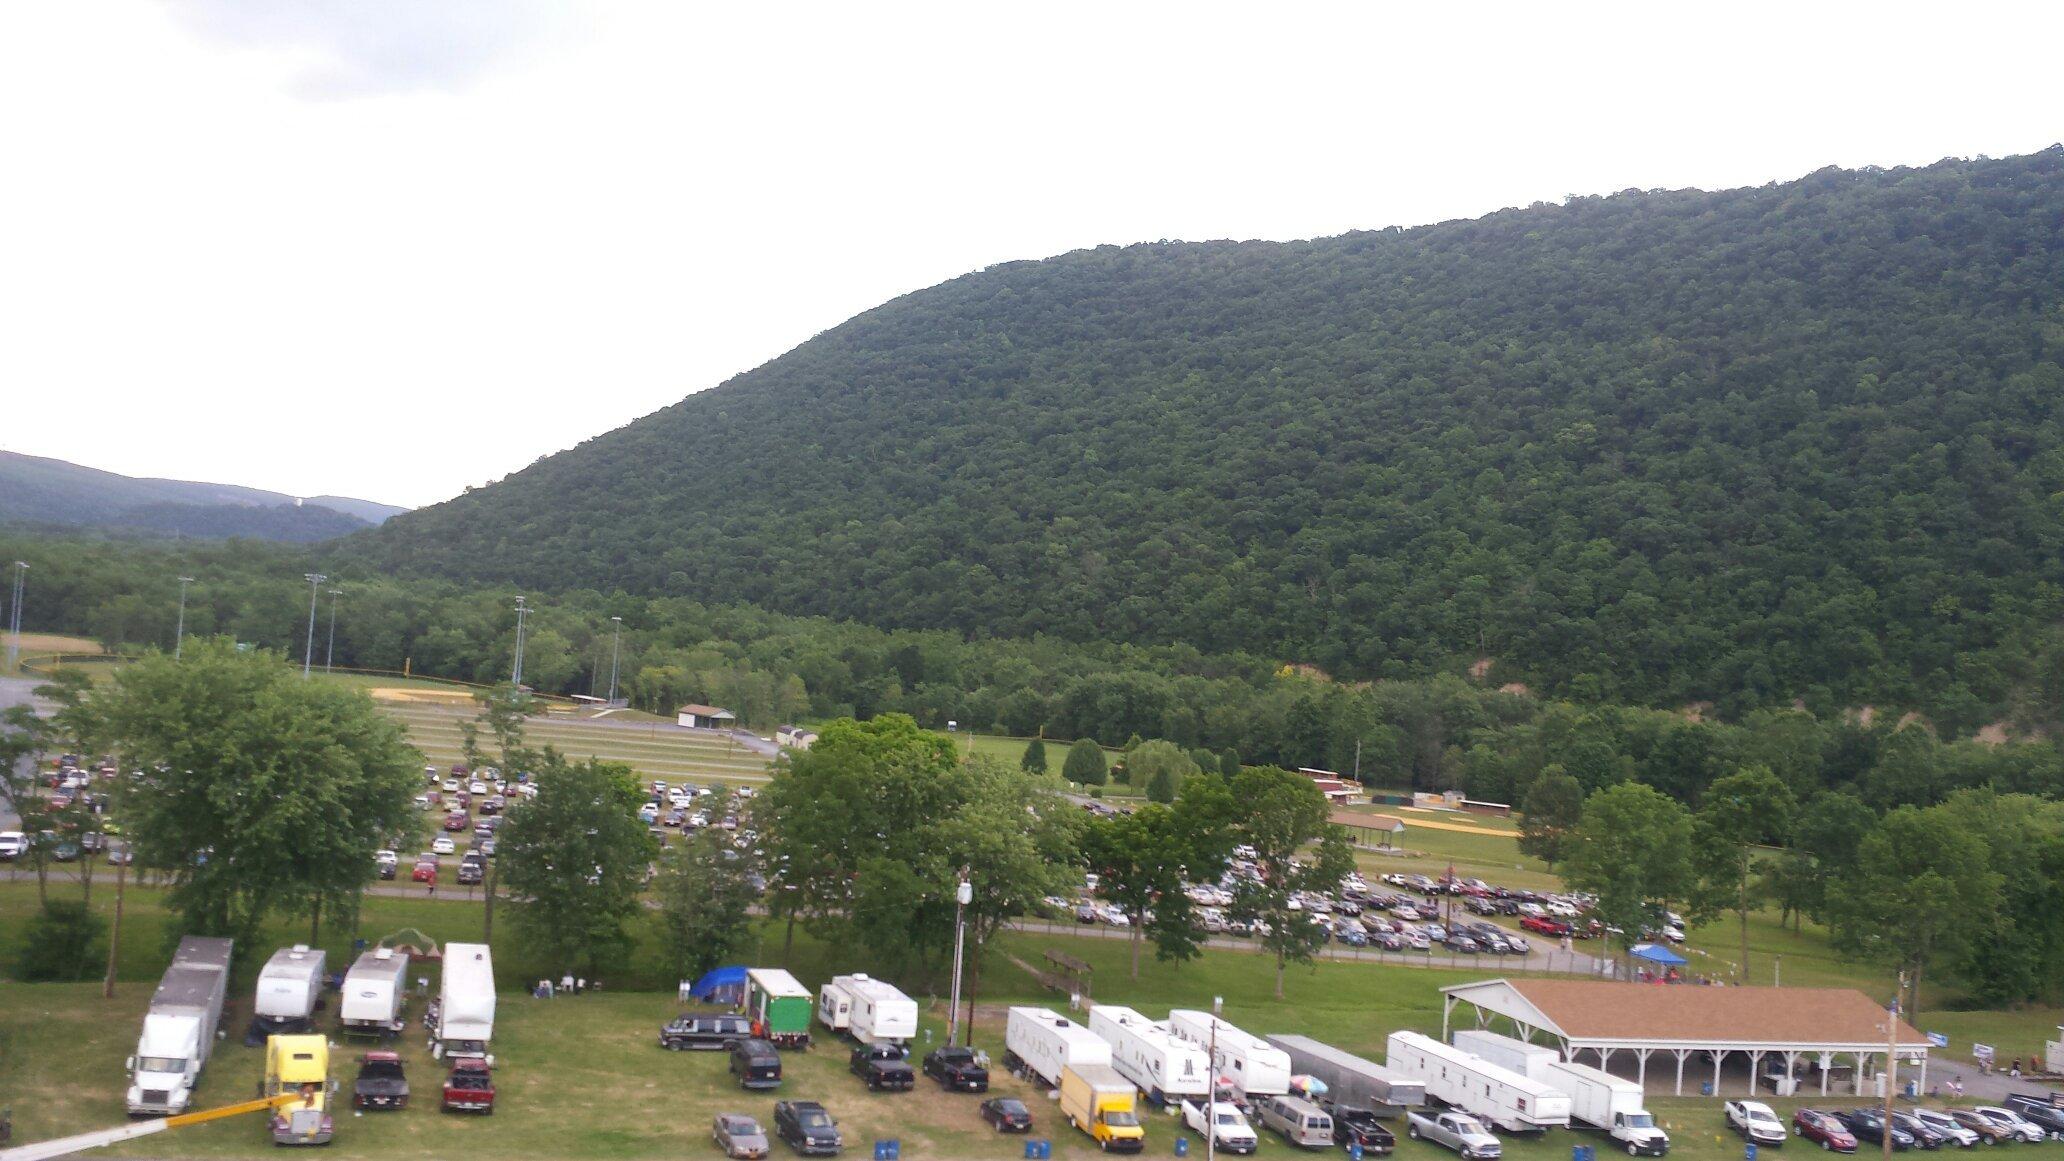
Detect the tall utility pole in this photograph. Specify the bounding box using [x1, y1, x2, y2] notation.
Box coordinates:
[510, 596, 529, 687]
[300, 573, 326, 678]
[1206, 995, 1223, 1161]
[947, 872, 972, 1045]
[5, 560, 26, 672]
[607, 616, 624, 705]
[324, 589, 342, 672]
[173, 575, 194, 658]
[1880, 974, 1907, 1161]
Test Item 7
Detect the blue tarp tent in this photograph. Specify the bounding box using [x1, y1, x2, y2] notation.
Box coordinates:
[689, 965, 749, 1005]
[1629, 942, 1687, 966]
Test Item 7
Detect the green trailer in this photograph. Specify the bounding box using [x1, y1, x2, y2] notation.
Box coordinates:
[745, 968, 814, 1049]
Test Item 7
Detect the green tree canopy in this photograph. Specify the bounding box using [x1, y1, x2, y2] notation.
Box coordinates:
[90, 638, 417, 948]
[495, 748, 659, 977]
[1560, 782, 1696, 960]
[1062, 737, 1108, 786]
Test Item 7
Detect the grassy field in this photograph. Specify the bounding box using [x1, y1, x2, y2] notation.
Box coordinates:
[380, 703, 772, 786]
[6, 877, 2064, 1160]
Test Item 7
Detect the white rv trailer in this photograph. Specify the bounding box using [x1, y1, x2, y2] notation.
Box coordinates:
[437, 942, 497, 1055]
[1168, 1009, 1293, 1099]
[847, 976, 918, 1044]
[1004, 1006, 1112, 1088]
[1386, 1031, 1571, 1132]
[1452, 1030, 1561, 1080]
[339, 947, 410, 1037]
[1089, 1004, 1211, 1104]
[249, 945, 328, 1042]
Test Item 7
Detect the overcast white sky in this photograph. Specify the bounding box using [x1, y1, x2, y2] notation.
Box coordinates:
[2, 2, 2059, 509]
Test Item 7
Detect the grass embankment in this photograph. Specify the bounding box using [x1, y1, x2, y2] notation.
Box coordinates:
[383, 702, 771, 785]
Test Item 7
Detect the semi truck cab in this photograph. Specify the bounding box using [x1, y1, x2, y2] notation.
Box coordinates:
[126, 1017, 202, 1115]
[263, 1035, 335, 1146]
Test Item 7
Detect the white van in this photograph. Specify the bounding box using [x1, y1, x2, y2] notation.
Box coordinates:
[0, 831, 27, 860]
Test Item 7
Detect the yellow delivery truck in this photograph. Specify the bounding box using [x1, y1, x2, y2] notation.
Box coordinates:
[1060, 1062, 1146, 1153]
[262, 1034, 335, 1146]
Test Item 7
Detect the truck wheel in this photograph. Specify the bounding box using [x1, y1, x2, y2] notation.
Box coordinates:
[1407, 1124, 1419, 1140]
[1628, 1144, 1640, 1155]
[1821, 1141, 1831, 1151]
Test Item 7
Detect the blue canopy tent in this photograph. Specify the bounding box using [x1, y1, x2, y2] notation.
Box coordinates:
[685, 965, 749, 1005]
[1629, 942, 1687, 967]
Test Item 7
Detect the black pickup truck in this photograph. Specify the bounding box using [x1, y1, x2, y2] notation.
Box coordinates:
[849, 1041, 915, 1091]
[922, 1045, 990, 1092]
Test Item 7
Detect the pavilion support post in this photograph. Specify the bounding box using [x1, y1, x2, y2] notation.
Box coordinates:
[1749, 1050, 1765, 1095]
[1673, 1049, 1690, 1095]
[1854, 1052, 1868, 1095]
[1918, 1052, 1927, 1097]
[1782, 1051, 1800, 1095]
[1599, 1047, 1616, 1075]
[1637, 1047, 1652, 1088]
[1818, 1052, 1833, 1095]
[1713, 1051, 1724, 1096]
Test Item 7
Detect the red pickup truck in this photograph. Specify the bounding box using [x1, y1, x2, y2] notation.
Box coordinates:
[1520, 915, 1572, 937]
[441, 1057, 496, 1115]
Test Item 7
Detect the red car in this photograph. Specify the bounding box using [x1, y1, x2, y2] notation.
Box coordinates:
[443, 811, 470, 833]
[1795, 1109, 1858, 1152]
[1520, 915, 1572, 937]
[412, 856, 439, 884]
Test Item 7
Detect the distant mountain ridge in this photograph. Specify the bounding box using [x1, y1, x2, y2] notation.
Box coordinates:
[359, 149, 2064, 719]
[0, 450, 407, 542]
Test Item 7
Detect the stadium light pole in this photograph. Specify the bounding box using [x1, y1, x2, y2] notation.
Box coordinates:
[4, 561, 26, 673]
[607, 616, 623, 705]
[301, 572, 326, 678]
[510, 596, 529, 688]
[173, 575, 194, 658]
[324, 588, 342, 673]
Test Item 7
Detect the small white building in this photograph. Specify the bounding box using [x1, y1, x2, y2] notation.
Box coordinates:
[676, 704, 736, 730]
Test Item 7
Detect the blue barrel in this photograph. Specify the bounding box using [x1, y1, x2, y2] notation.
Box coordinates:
[1175, 1137, 1189, 1157]
[1701, 1082, 1714, 1096]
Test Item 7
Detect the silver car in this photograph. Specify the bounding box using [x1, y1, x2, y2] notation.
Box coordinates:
[713, 1113, 770, 1159]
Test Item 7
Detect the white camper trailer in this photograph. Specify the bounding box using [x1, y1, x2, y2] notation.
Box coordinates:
[249, 945, 328, 1042]
[1386, 1031, 1571, 1133]
[817, 976, 858, 1033]
[1266, 1033, 1426, 1113]
[1089, 1005, 1211, 1105]
[848, 976, 919, 1044]
[1004, 1006, 1112, 1088]
[125, 935, 234, 1115]
[1168, 1009, 1293, 1099]
[339, 948, 410, 1038]
[1452, 1030, 1562, 1081]
[436, 942, 497, 1058]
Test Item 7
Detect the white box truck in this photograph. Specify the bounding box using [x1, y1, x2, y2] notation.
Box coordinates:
[1267, 1032, 1426, 1114]
[1452, 1029, 1561, 1080]
[126, 935, 234, 1115]
[339, 947, 410, 1038]
[848, 975, 919, 1044]
[435, 942, 496, 1059]
[1168, 1009, 1292, 1099]
[1004, 1006, 1111, 1088]
[1089, 1004, 1211, 1105]
[248, 944, 328, 1043]
[1540, 1059, 1668, 1155]
[1387, 1031, 1570, 1132]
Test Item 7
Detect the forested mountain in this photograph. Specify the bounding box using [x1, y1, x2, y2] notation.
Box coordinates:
[360, 149, 2064, 720]
[0, 450, 405, 541]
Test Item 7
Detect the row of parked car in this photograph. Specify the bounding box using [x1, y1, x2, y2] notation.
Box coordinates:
[657, 1011, 1039, 1157]
[1729, 1097, 2064, 1151]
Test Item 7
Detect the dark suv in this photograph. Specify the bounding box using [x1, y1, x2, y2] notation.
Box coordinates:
[659, 1013, 754, 1050]
[728, 1037, 782, 1090]
[2003, 1095, 2064, 1139]
[849, 1041, 915, 1091]
[922, 1045, 989, 1092]
[773, 1100, 843, 1155]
